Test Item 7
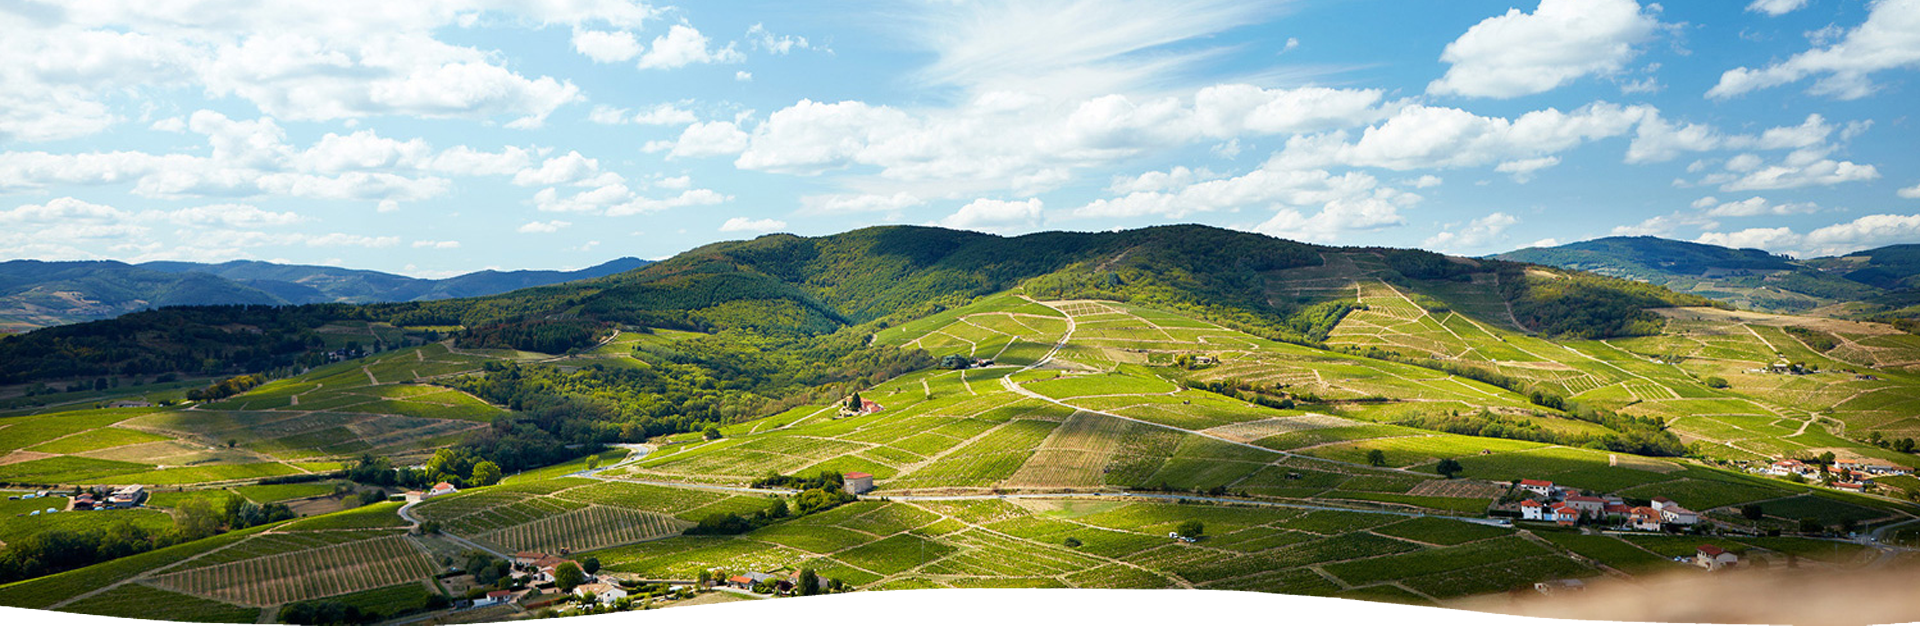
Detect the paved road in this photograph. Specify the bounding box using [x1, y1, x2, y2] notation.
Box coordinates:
[397, 498, 511, 560]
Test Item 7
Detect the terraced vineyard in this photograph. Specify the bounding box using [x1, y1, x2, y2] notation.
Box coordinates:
[150, 536, 436, 607]
[474, 505, 691, 553]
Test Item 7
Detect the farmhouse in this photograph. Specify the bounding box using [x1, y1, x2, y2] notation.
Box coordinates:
[1695, 545, 1738, 571]
[477, 590, 514, 606]
[1534, 579, 1586, 595]
[1553, 506, 1580, 525]
[425, 481, 458, 498]
[573, 583, 628, 604]
[1659, 503, 1700, 526]
[68, 493, 95, 511]
[1769, 460, 1814, 477]
[516, 551, 566, 569]
[1629, 506, 1663, 531]
[105, 399, 153, 408]
[844, 472, 875, 495]
[1561, 495, 1607, 517]
[106, 485, 146, 508]
[1518, 479, 1556, 495]
[1519, 499, 1544, 521]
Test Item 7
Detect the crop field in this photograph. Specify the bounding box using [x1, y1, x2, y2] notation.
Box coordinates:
[150, 535, 436, 607]
[472, 505, 691, 553]
[1004, 412, 1137, 488]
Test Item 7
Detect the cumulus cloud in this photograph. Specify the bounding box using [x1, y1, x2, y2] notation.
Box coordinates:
[718, 217, 788, 233]
[1423, 213, 1518, 252]
[1748, 0, 1810, 16]
[662, 121, 751, 158]
[512, 152, 601, 186]
[1428, 0, 1664, 99]
[1613, 196, 1823, 239]
[1695, 214, 1920, 256]
[1273, 102, 1649, 173]
[937, 198, 1044, 233]
[636, 25, 744, 70]
[1900, 183, 1920, 198]
[573, 28, 643, 63]
[1710, 0, 1920, 100]
[412, 240, 460, 249]
[747, 24, 818, 55]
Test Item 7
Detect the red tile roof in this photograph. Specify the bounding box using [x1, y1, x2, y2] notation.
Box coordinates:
[1520, 479, 1553, 487]
[845, 472, 873, 479]
[1519, 499, 1541, 507]
[1697, 545, 1727, 556]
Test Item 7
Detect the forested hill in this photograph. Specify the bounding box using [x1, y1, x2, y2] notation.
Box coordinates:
[0, 256, 650, 332]
[0, 225, 1714, 385]
[1493, 236, 1893, 314]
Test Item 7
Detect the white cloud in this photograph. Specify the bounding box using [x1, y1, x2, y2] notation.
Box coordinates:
[1692, 196, 1819, 218]
[1710, 0, 1920, 99]
[1695, 214, 1920, 256]
[1424, 213, 1518, 252]
[1428, 0, 1664, 99]
[1694, 227, 1803, 251]
[747, 24, 816, 55]
[636, 25, 744, 70]
[802, 192, 927, 213]
[573, 28, 642, 63]
[736, 71, 753, 81]
[664, 121, 750, 159]
[512, 151, 601, 186]
[937, 198, 1044, 233]
[411, 240, 460, 249]
[1494, 156, 1560, 183]
[1274, 102, 1649, 172]
[1900, 183, 1920, 198]
[1698, 147, 1881, 191]
[1748, 0, 1810, 16]
[718, 217, 788, 233]
[518, 220, 572, 233]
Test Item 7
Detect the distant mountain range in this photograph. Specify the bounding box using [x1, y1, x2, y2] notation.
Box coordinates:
[1494, 236, 1920, 316]
[0, 257, 650, 332]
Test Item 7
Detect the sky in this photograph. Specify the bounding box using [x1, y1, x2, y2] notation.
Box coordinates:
[2, 0, 1919, 277]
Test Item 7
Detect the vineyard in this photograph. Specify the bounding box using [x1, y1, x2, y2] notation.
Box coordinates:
[473, 505, 691, 553]
[151, 536, 436, 607]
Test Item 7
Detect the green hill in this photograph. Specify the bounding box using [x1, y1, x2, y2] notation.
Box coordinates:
[1497, 236, 1883, 313]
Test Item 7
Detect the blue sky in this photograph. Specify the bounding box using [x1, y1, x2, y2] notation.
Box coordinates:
[2, 0, 1918, 276]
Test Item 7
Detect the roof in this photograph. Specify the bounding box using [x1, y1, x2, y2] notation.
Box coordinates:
[1697, 545, 1727, 556]
[432, 482, 456, 491]
[1651, 496, 1671, 503]
[486, 590, 513, 598]
[1554, 507, 1579, 515]
[1631, 506, 1661, 515]
[1520, 479, 1553, 486]
[1519, 499, 1541, 507]
[845, 472, 873, 479]
[728, 575, 754, 584]
[1565, 495, 1604, 503]
[1663, 505, 1697, 515]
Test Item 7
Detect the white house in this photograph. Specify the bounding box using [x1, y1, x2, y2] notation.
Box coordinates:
[574, 583, 628, 604]
[1518, 479, 1556, 496]
[424, 481, 458, 498]
[1660, 504, 1700, 526]
[1519, 499, 1546, 521]
[1562, 495, 1607, 516]
[477, 590, 514, 606]
[1696, 545, 1738, 571]
[1629, 506, 1663, 531]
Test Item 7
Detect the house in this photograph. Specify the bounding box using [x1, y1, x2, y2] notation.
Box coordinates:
[1695, 545, 1738, 571]
[1519, 499, 1545, 521]
[105, 399, 152, 408]
[1562, 495, 1607, 516]
[425, 481, 458, 498]
[844, 472, 875, 495]
[1660, 503, 1700, 526]
[1518, 479, 1556, 496]
[516, 551, 566, 569]
[573, 583, 628, 604]
[1629, 506, 1663, 531]
[106, 485, 145, 507]
[68, 494, 95, 511]
[1769, 460, 1813, 477]
[477, 590, 514, 606]
[1832, 482, 1865, 492]
[1553, 506, 1580, 525]
[860, 399, 884, 414]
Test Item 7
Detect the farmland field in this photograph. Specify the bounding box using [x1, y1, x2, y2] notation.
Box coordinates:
[150, 535, 437, 606]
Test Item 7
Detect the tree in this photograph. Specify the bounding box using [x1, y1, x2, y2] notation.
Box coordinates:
[468, 461, 502, 487]
[1435, 458, 1463, 479]
[1786, 472, 1806, 484]
[1176, 520, 1204, 539]
[703, 426, 722, 441]
[174, 498, 222, 539]
[1799, 517, 1823, 534]
[553, 561, 587, 592]
[797, 568, 821, 596]
[697, 569, 713, 586]
[585, 455, 599, 471]
[1366, 449, 1387, 467]
[1705, 376, 1729, 389]
[582, 557, 601, 575]
[1740, 504, 1764, 521]
[846, 393, 863, 412]
[1063, 537, 1082, 548]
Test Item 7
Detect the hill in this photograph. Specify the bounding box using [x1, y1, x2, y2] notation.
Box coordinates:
[1496, 237, 1884, 314]
[0, 257, 650, 332]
